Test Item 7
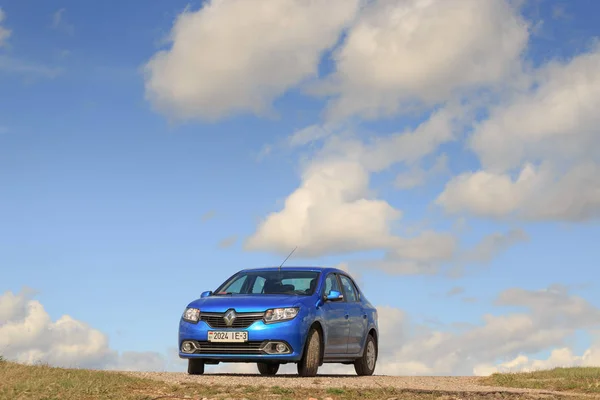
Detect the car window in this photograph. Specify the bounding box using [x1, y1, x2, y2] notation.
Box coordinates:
[282, 278, 311, 292]
[221, 275, 247, 294]
[339, 275, 358, 302]
[324, 274, 341, 296]
[216, 270, 320, 295]
[252, 276, 266, 293]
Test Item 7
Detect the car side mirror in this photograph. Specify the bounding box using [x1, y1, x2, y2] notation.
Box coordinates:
[200, 291, 212, 298]
[325, 290, 343, 302]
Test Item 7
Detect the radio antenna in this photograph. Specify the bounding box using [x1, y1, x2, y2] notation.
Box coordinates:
[278, 246, 297, 271]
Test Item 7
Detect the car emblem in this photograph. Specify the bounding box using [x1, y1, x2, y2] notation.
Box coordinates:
[223, 309, 236, 326]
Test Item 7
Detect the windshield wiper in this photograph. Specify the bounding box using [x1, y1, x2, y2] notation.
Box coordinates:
[214, 292, 234, 296]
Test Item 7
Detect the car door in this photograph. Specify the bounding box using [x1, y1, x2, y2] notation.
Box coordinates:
[321, 273, 349, 355]
[339, 275, 367, 355]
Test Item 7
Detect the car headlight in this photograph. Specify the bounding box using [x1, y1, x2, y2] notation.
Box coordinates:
[182, 307, 200, 323]
[264, 307, 299, 323]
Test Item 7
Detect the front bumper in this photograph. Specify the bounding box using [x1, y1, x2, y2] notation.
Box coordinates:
[178, 315, 306, 362]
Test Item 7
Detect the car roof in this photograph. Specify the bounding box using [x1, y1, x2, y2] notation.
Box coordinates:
[240, 266, 347, 275]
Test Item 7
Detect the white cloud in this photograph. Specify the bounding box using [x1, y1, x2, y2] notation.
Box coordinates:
[394, 154, 448, 190]
[317, 0, 529, 120]
[245, 159, 402, 257]
[0, 289, 167, 371]
[246, 105, 466, 260]
[0, 8, 12, 47]
[375, 285, 600, 376]
[461, 229, 529, 264]
[143, 0, 360, 121]
[363, 228, 528, 276]
[470, 45, 600, 173]
[474, 344, 600, 376]
[438, 45, 600, 222]
[317, 105, 466, 172]
[438, 162, 600, 222]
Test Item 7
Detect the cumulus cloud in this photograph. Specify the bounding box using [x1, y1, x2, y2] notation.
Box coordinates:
[438, 45, 600, 222]
[394, 154, 449, 190]
[470, 45, 600, 173]
[317, 0, 529, 120]
[375, 285, 600, 376]
[0, 8, 12, 47]
[363, 228, 528, 276]
[460, 228, 529, 264]
[438, 161, 600, 222]
[246, 105, 466, 259]
[0, 289, 167, 371]
[144, 0, 360, 121]
[474, 345, 600, 376]
[245, 160, 401, 257]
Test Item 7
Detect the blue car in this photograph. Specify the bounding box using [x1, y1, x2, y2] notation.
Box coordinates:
[178, 266, 379, 377]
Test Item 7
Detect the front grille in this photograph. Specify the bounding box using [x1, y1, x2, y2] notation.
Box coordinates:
[195, 341, 263, 354]
[200, 312, 263, 329]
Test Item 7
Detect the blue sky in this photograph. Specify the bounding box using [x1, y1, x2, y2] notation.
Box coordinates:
[1, 0, 600, 375]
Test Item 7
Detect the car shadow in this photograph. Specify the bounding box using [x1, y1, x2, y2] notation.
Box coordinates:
[203, 373, 362, 378]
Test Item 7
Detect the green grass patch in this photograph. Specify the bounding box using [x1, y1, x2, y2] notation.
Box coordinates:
[481, 367, 600, 393]
[271, 385, 294, 395]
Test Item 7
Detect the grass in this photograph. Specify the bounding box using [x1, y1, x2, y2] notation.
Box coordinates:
[0, 360, 438, 400]
[481, 367, 600, 394]
[0, 358, 587, 400]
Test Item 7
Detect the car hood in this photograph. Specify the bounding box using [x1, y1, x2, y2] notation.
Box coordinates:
[187, 294, 311, 313]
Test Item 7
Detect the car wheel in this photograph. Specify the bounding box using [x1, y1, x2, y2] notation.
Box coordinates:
[354, 334, 377, 376]
[257, 362, 279, 375]
[297, 328, 320, 377]
[187, 359, 205, 375]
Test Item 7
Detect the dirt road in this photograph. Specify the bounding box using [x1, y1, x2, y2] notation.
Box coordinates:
[125, 372, 587, 398]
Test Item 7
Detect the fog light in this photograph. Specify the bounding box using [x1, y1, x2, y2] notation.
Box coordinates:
[182, 341, 197, 353]
[276, 343, 287, 353]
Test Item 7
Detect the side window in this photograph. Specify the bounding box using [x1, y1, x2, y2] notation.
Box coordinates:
[324, 273, 341, 296]
[252, 276, 266, 293]
[339, 275, 358, 302]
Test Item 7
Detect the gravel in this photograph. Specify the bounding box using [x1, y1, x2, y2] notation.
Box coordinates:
[123, 372, 582, 396]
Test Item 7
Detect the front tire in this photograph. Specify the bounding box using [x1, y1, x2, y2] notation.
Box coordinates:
[257, 362, 279, 375]
[187, 359, 205, 375]
[297, 328, 321, 377]
[354, 334, 377, 376]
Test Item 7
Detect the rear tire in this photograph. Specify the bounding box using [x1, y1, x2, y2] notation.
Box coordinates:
[354, 334, 377, 376]
[187, 359, 205, 375]
[257, 362, 279, 375]
[297, 328, 320, 377]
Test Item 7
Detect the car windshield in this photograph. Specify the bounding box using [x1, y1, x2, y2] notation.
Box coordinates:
[214, 270, 320, 296]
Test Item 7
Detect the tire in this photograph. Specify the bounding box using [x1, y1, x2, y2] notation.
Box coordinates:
[257, 362, 279, 375]
[187, 359, 205, 375]
[297, 328, 321, 377]
[354, 334, 377, 376]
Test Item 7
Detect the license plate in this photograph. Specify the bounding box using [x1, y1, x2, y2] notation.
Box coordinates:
[208, 331, 248, 342]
